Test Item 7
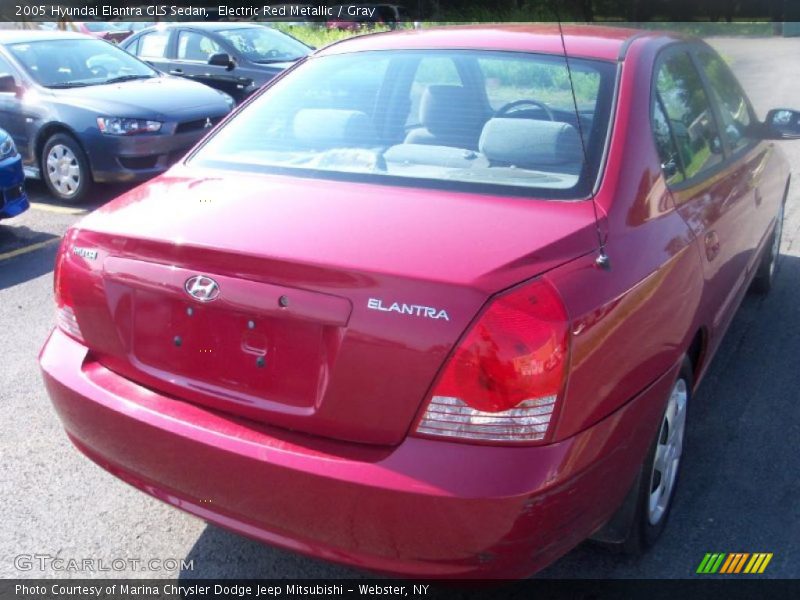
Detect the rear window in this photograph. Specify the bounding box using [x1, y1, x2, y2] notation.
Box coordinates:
[190, 50, 617, 199]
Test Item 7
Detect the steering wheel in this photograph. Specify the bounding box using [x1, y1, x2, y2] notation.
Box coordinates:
[265, 49, 282, 59]
[496, 99, 555, 121]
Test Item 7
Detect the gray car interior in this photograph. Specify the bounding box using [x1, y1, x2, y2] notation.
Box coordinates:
[289, 97, 584, 183]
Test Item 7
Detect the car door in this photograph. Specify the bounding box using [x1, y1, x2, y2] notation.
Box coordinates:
[129, 28, 173, 74]
[651, 46, 755, 350]
[172, 29, 243, 99]
[693, 46, 779, 277]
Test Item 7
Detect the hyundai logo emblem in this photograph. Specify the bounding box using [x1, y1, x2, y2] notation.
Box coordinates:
[184, 275, 220, 302]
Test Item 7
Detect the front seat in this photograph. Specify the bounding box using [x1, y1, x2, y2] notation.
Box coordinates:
[405, 85, 488, 150]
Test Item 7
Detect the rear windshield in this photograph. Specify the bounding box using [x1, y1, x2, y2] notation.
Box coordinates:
[190, 50, 617, 199]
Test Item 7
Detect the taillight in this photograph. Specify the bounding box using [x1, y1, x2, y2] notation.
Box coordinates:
[54, 237, 85, 343]
[415, 277, 569, 444]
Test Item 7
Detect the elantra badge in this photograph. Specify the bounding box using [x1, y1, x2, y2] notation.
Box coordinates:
[367, 298, 449, 321]
[72, 246, 97, 260]
[185, 275, 220, 302]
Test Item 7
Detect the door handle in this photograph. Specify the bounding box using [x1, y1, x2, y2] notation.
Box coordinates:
[169, 69, 184, 75]
[704, 231, 721, 262]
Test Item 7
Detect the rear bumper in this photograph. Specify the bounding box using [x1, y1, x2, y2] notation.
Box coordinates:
[40, 327, 673, 578]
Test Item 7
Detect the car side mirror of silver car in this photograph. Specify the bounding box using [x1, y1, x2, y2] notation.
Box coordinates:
[763, 108, 800, 140]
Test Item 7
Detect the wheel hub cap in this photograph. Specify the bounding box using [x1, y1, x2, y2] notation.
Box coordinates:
[648, 378, 688, 525]
[46, 144, 81, 197]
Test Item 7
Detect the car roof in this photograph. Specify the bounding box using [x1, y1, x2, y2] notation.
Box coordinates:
[315, 24, 683, 62]
[0, 30, 91, 44]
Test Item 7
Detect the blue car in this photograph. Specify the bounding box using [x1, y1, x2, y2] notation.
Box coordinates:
[0, 30, 233, 204]
[0, 127, 28, 220]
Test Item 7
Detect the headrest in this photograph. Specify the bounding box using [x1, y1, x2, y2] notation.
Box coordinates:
[419, 85, 485, 135]
[479, 118, 583, 167]
[292, 109, 376, 147]
[384, 144, 489, 169]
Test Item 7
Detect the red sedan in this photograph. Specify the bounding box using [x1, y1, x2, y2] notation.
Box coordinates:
[73, 22, 132, 44]
[40, 25, 797, 578]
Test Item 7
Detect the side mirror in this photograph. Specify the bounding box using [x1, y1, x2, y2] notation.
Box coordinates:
[662, 157, 679, 179]
[0, 73, 17, 94]
[208, 53, 235, 71]
[764, 108, 800, 140]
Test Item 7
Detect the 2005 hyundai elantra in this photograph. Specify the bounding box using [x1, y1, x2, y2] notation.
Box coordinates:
[40, 25, 797, 578]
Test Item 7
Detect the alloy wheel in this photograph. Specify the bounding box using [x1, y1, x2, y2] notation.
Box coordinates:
[648, 377, 688, 525]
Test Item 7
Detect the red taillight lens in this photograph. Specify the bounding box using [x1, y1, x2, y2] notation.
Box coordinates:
[54, 238, 84, 343]
[416, 278, 569, 444]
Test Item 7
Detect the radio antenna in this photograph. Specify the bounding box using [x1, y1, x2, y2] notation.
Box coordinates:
[555, 15, 610, 270]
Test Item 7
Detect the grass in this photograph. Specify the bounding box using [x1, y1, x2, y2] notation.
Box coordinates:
[634, 21, 775, 37]
[274, 23, 393, 49]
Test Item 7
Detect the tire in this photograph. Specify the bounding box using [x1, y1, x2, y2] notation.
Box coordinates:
[41, 133, 92, 203]
[597, 358, 692, 555]
[751, 199, 785, 295]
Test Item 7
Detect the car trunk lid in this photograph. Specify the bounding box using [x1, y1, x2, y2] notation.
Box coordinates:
[65, 171, 599, 445]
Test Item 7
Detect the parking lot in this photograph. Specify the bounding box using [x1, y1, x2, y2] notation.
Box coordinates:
[1, 36, 799, 580]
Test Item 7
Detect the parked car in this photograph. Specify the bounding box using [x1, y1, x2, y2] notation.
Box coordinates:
[0, 30, 233, 203]
[0, 127, 28, 220]
[113, 22, 156, 35]
[120, 22, 311, 103]
[40, 25, 793, 578]
[73, 22, 132, 44]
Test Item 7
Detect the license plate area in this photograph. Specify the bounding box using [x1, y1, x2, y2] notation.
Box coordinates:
[132, 291, 325, 409]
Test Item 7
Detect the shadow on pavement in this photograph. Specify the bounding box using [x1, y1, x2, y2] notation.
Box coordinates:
[179, 524, 366, 579]
[0, 229, 60, 291]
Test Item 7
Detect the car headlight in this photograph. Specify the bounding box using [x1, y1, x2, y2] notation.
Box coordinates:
[96, 117, 162, 135]
[0, 133, 16, 159]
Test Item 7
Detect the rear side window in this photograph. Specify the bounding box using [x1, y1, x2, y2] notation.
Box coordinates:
[177, 32, 222, 62]
[190, 50, 616, 200]
[697, 50, 753, 154]
[655, 51, 723, 181]
[138, 31, 169, 60]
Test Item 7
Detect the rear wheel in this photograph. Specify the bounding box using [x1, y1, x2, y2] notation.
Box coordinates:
[596, 358, 692, 555]
[751, 200, 785, 295]
[41, 133, 92, 204]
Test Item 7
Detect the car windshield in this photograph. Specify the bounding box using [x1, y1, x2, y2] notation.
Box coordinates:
[190, 50, 616, 199]
[216, 27, 310, 63]
[7, 38, 156, 88]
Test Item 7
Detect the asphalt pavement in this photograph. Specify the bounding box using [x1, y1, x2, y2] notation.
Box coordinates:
[1, 36, 798, 580]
